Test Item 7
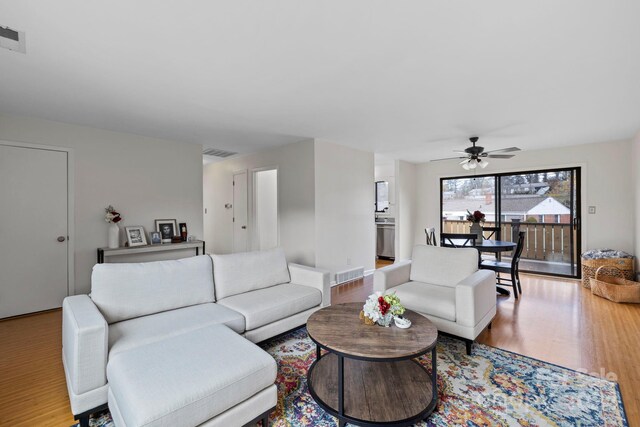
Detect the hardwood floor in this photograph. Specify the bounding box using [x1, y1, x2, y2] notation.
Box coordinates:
[333, 274, 640, 426]
[1, 274, 638, 426]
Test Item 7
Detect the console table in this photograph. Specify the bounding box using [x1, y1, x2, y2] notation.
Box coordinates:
[97, 240, 206, 263]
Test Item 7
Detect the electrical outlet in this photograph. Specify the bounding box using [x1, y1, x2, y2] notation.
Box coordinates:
[588, 206, 596, 214]
[347, 258, 351, 265]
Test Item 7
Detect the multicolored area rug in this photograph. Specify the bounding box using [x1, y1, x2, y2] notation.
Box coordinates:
[79, 327, 628, 427]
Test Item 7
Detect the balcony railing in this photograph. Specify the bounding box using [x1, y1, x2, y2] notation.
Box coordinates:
[442, 220, 575, 264]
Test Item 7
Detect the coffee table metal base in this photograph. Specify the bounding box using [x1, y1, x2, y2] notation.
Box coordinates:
[307, 346, 437, 427]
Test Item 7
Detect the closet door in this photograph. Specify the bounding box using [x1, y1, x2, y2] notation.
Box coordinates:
[0, 144, 69, 318]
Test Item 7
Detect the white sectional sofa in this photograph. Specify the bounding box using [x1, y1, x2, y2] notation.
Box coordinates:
[374, 244, 496, 355]
[62, 248, 330, 427]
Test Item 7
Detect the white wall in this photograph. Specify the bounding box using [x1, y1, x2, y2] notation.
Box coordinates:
[315, 140, 375, 274]
[396, 160, 417, 260]
[414, 139, 635, 255]
[203, 140, 316, 265]
[0, 113, 203, 294]
[255, 169, 278, 250]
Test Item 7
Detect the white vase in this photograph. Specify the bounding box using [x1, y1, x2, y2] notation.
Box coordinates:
[108, 223, 120, 248]
[470, 223, 483, 241]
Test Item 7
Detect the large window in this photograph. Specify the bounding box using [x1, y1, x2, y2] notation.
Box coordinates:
[441, 167, 581, 278]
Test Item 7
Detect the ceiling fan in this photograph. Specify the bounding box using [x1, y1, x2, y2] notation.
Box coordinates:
[431, 137, 520, 170]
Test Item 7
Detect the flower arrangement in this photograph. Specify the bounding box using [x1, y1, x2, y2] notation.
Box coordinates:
[360, 291, 405, 327]
[466, 209, 485, 224]
[105, 205, 122, 223]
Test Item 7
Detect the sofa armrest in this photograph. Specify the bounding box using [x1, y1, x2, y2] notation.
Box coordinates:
[373, 260, 412, 292]
[62, 295, 109, 396]
[288, 263, 331, 307]
[455, 270, 496, 328]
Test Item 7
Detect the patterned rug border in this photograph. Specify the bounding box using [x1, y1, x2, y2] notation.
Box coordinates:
[475, 340, 630, 427]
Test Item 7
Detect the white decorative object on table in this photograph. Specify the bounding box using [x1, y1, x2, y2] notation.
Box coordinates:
[104, 205, 122, 249]
[394, 316, 412, 329]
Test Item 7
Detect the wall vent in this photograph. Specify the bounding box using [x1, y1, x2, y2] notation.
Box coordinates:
[0, 25, 26, 53]
[335, 266, 364, 285]
[202, 147, 237, 158]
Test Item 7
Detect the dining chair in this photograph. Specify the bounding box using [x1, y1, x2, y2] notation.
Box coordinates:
[424, 228, 437, 246]
[481, 226, 502, 261]
[440, 233, 477, 248]
[482, 226, 501, 240]
[480, 231, 525, 299]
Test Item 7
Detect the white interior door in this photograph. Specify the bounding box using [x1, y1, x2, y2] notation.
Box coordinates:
[0, 144, 69, 318]
[233, 171, 248, 253]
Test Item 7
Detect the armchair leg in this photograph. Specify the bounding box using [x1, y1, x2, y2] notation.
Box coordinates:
[487, 321, 492, 330]
[77, 415, 89, 427]
[465, 339, 473, 355]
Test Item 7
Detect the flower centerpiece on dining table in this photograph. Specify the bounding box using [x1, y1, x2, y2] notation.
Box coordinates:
[360, 291, 405, 327]
[466, 209, 485, 241]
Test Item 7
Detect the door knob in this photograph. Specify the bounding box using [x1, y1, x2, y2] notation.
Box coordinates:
[241, 226, 247, 229]
[57, 236, 66, 242]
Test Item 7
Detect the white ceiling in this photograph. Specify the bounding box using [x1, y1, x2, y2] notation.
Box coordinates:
[1, 1, 639, 163]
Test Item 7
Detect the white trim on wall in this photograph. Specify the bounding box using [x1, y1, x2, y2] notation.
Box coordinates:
[0, 139, 76, 296]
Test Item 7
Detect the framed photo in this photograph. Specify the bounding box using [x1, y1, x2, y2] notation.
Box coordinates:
[125, 226, 147, 247]
[149, 231, 162, 245]
[155, 219, 178, 243]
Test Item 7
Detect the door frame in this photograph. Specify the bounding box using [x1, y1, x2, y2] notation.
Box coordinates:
[439, 166, 583, 279]
[0, 140, 75, 295]
[250, 166, 280, 251]
[232, 169, 248, 253]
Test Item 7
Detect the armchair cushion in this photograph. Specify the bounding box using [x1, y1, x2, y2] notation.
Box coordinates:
[91, 256, 215, 324]
[217, 283, 321, 330]
[392, 281, 456, 322]
[410, 245, 478, 288]
[212, 248, 290, 300]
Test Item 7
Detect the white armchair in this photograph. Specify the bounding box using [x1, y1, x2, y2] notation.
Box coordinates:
[374, 245, 496, 354]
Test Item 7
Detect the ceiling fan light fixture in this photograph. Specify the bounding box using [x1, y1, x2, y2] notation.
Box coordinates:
[479, 159, 488, 169]
[462, 162, 471, 170]
[467, 160, 477, 170]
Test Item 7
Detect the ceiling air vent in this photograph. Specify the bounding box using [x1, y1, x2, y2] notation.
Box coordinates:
[0, 25, 26, 53]
[202, 147, 237, 158]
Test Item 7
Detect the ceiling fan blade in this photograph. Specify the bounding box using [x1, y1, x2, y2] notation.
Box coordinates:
[452, 151, 467, 154]
[459, 158, 470, 165]
[486, 154, 515, 159]
[484, 147, 521, 154]
[430, 156, 468, 162]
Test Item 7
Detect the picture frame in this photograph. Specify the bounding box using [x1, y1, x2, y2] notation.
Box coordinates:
[179, 222, 188, 241]
[155, 219, 178, 243]
[125, 226, 147, 247]
[149, 231, 162, 245]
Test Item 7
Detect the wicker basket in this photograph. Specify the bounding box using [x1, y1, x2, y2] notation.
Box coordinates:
[581, 257, 634, 289]
[590, 266, 640, 303]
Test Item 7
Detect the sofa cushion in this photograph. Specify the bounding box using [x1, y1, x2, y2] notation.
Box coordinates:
[108, 303, 245, 358]
[410, 245, 478, 288]
[107, 324, 277, 427]
[217, 283, 321, 330]
[212, 248, 291, 300]
[91, 256, 215, 324]
[393, 281, 456, 322]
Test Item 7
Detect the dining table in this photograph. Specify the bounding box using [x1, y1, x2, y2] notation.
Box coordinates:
[445, 239, 517, 295]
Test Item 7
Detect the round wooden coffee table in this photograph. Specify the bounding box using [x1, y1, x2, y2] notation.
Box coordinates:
[306, 302, 438, 427]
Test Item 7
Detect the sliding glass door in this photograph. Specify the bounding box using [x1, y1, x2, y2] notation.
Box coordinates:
[441, 167, 582, 278]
